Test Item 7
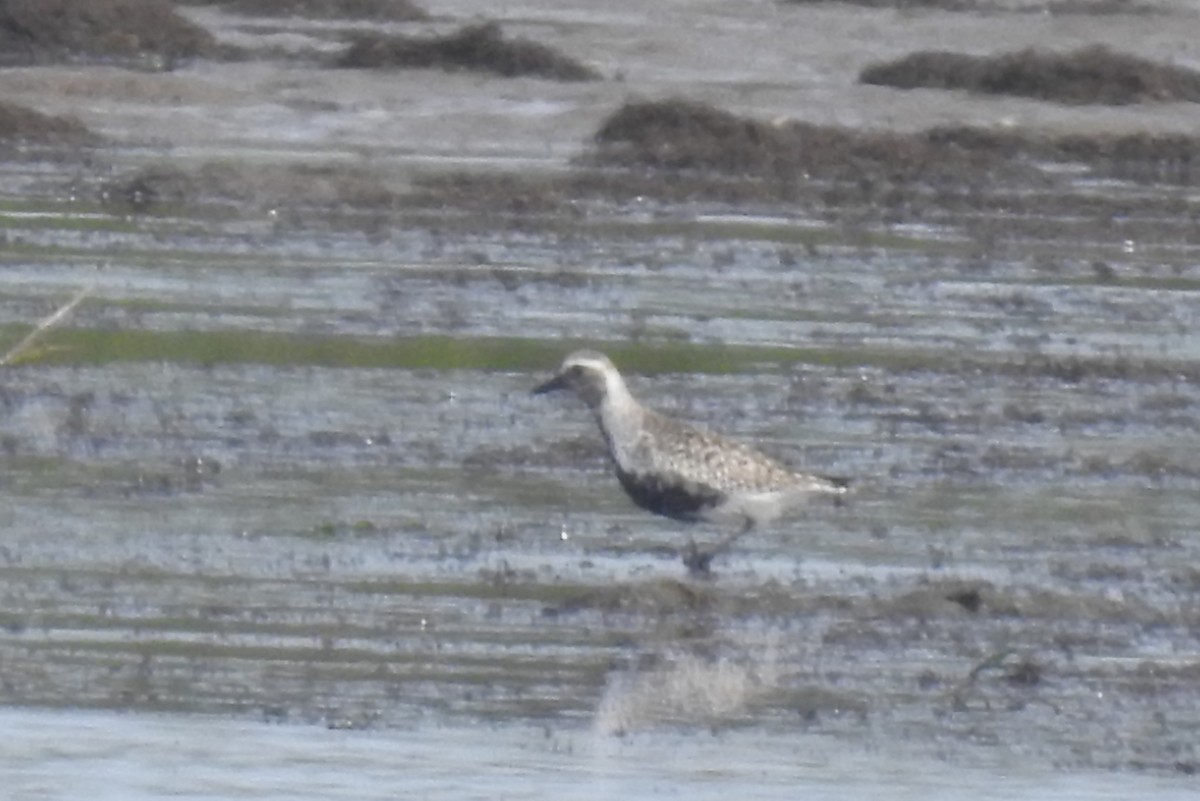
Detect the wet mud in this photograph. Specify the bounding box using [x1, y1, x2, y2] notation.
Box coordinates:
[0, 0, 1198, 787]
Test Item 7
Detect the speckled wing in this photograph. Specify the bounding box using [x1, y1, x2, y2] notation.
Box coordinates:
[635, 411, 804, 495]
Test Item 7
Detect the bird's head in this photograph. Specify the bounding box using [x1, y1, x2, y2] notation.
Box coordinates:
[533, 350, 623, 410]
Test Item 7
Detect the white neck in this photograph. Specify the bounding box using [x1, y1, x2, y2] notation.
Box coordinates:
[594, 372, 643, 460]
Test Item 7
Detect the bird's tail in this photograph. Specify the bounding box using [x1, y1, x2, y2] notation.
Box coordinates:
[791, 472, 851, 495]
[818, 474, 851, 494]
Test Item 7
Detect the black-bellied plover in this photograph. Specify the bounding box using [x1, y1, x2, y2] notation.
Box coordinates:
[534, 350, 848, 575]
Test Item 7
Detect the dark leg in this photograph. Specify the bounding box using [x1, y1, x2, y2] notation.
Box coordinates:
[681, 519, 754, 578]
[682, 539, 715, 577]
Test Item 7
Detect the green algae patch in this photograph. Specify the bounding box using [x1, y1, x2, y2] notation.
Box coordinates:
[3, 328, 541, 370]
[0, 197, 137, 237]
[0, 327, 547, 370]
[0, 327, 895, 373]
[12, 324, 1154, 378]
[0, 209, 139, 234]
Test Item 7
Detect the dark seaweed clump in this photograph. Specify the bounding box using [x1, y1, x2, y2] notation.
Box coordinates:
[860, 45, 1200, 105]
[410, 97, 1200, 228]
[589, 98, 1029, 184]
[0, 101, 98, 148]
[337, 21, 600, 82]
[590, 98, 1200, 186]
[0, 0, 218, 66]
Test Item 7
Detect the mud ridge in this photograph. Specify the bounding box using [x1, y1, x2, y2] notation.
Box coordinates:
[861, 45, 1200, 105]
[336, 21, 600, 81]
[0, 101, 98, 147]
[0, 0, 219, 66]
[199, 0, 428, 21]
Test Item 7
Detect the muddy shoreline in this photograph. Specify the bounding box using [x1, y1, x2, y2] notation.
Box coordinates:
[0, 0, 1198, 786]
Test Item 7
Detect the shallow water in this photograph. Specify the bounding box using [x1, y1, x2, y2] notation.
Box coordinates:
[2, 0, 1200, 792]
[2, 707, 1195, 801]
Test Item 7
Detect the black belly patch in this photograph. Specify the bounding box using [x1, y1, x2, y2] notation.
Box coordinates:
[615, 468, 724, 522]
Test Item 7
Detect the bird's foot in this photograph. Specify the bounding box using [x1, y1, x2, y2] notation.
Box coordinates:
[682, 521, 754, 578]
[681, 541, 716, 578]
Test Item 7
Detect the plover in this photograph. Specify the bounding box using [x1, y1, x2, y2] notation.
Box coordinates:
[533, 350, 848, 575]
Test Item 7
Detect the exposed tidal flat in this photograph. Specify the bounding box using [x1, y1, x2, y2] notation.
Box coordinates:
[1, 0, 1200, 795]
